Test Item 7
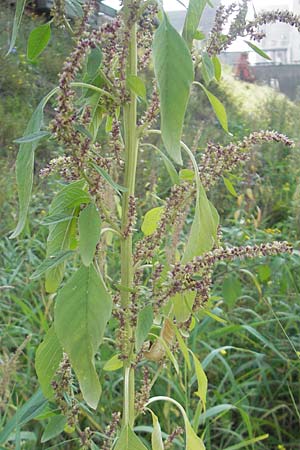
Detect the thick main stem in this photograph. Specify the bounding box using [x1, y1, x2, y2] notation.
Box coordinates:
[120, 19, 138, 428]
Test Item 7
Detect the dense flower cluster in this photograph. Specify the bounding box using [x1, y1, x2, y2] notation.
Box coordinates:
[206, 2, 300, 55]
[199, 130, 294, 190]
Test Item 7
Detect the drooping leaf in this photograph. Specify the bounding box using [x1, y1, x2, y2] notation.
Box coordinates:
[10, 87, 58, 238]
[91, 162, 128, 194]
[212, 55, 222, 81]
[41, 415, 67, 443]
[54, 265, 112, 409]
[45, 181, 90, 292]
[13, 130, 50, 144]
[196, 82, 228, 132]
[135, 305, 153, 352]
[191, 352, 207, 412]
[141, 207, 164, 236]
[87, 46, 102, 79]
[78, 203, 101, 266]
[182, 184, 219, 263]
[35, 326, 63, 398]
[0, 390, 47, 445]
[114, 425, 148, 450]
[127, 75, 147, 99]
[6, 0, 26, 55]
[31, 250, 74, 280]
[27, 22, 51, 61]
[150, 411, 164, 450]
[244, 41, 271, 61]
[223, 176, 238, 197]
[103, 354, 123, 371]
[201, 52, 215, 85]
[182, 0, 207, 49]
[153, 13, 194, 164]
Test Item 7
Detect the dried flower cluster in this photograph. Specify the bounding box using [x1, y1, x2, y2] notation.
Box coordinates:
[206, 1, 300, 55]
[199, 130, 294, 190]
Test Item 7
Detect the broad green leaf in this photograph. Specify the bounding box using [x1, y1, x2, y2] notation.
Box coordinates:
[182, 184, 219, 262]
[87, 46, 102, 79]
[35, 326, 63, 398]
[78, 203, 101, 266]
[222, 275, 242, 308]
[149, 411, 164, 450]
[114, 425, 147, 450]
[127, 75, 147, 99]
[54, 265, 112, 409]
[153, 13, 194, 164]
[45, 181, 90, 292]
[201, 53, 215, 85]
[10, 87, 58, 238]
[194, 30, 205, 41]
[13, 130, 50, 144]
[105, 115, 113, 133]
[27, 22, 51, 61]
[31, 250, 74, 280]
[103, 354, 123, 371]
[141, 207, 164, 236]
[172, 291, 195, 323]
[212, 56, 222, 81]
[179, 169, 194, 181]
[6, 0, 26, 55]
[0, 390, 47, 445]
[135, 305, 153, 352]
[91, 162, 127, 194]
[196, 82, 228, 132]
[191, 352, 207, 411]
[41, 415, 67, 443]
[41, 212, 74, 226]
[244, 41, 271, 61]
[182, 0, 207, 49]
[223, 176, 238, 197]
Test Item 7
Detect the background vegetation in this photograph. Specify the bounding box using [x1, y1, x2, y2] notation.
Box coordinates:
[0, 3, 300, 449]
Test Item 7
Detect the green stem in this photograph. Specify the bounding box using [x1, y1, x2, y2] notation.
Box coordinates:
[121, 20, 138, 428]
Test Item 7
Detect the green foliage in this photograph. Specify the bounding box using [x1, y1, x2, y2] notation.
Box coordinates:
[27, 22, 51, 61]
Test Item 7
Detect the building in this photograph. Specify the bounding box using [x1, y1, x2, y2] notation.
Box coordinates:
[255, 0, 300, 64]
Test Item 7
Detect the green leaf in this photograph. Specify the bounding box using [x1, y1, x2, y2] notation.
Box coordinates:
[31, 250, 74, 280]
[103, 354, 123, 371]
[135, 305, 153, 352]
[223, 176, 238, 197]
[35, 326, 63, 398]
[79, 203, 101, 266]
[114, 425, 148, 450]
[41, 415, 67, 443]
[194, 30, 205, 41]
[223, 434, 269, 450]
[182, 0, 208, 49]
[244, 41, 272, 61]
[87, 46, 102, 79]
[173, 325, 191, 371]
[179, 169, 194, 182]
[149, 411, 164, 450]
[222, 275, 242, 308]
[196, 82, 228, 132]
[91, 162, 128, 194]
[201, 52, 215, 85]
[172, 291, 195, 323]
[212, 56, 222, 81]
[0, 390, 47, 445]
[13, 130, 50, 144]
[153, 13, 194, 165]
[182, 184, 219, 262]
[127, 75, 147, 99]
[191, 352, 207, 411]
[141, 207, 164, 236]
[6, 0, 26, 55]
[27, 22, 51, 61]
[54, 265, 112, 409]
[45, 180, 90, 292]
[10, 87, 58, 238]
